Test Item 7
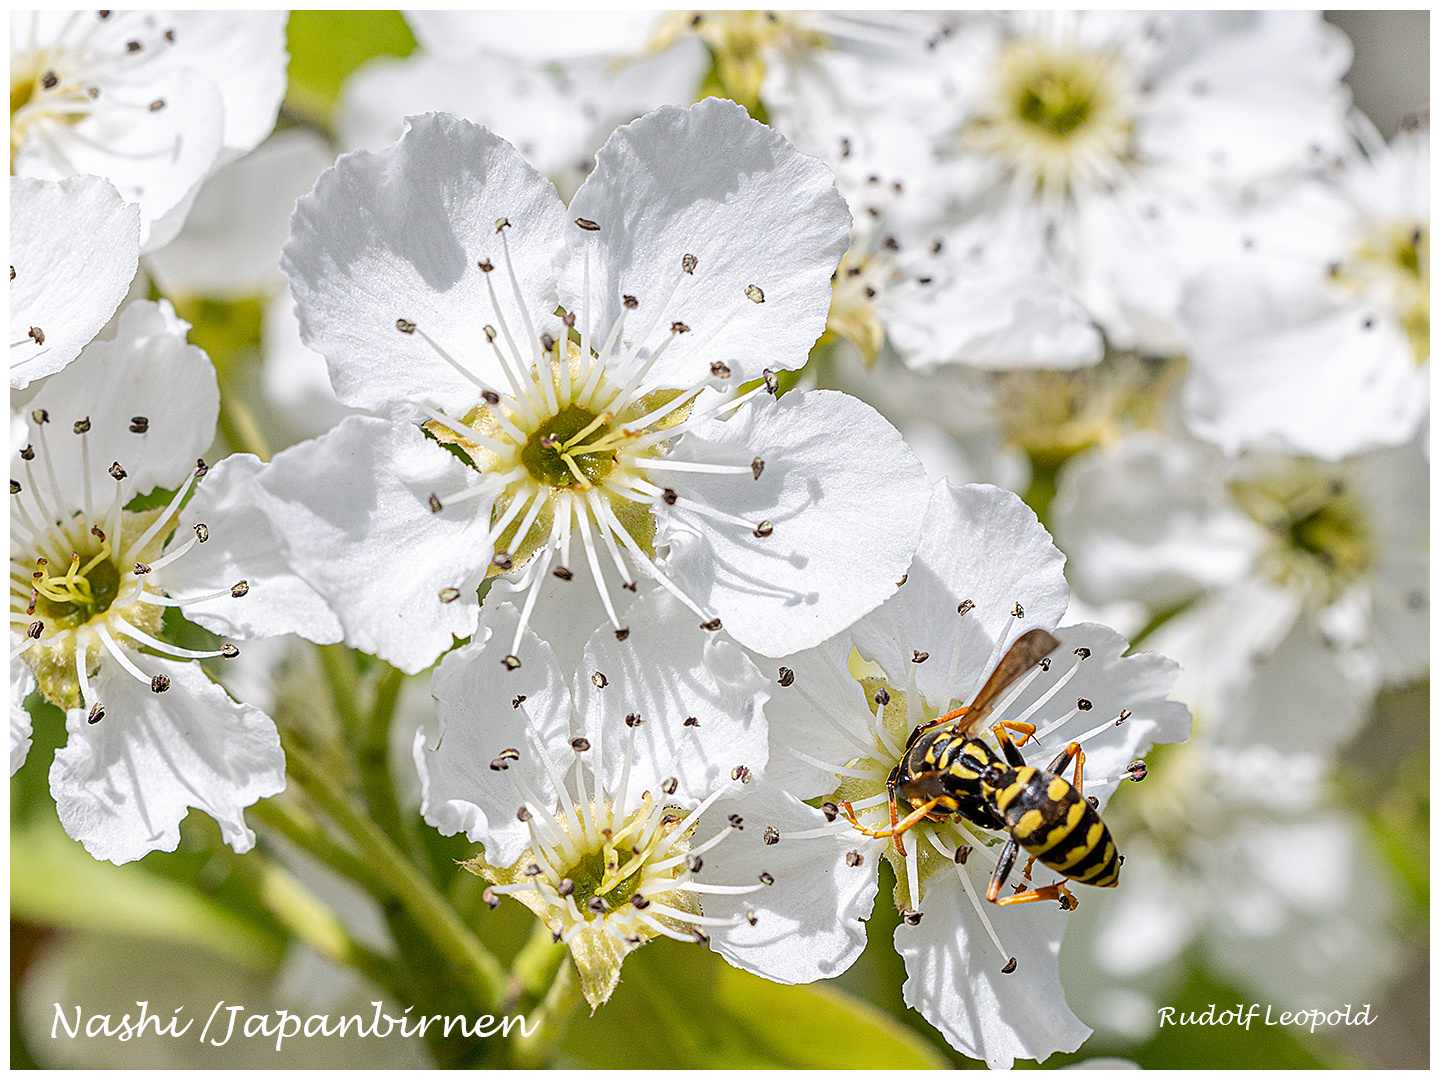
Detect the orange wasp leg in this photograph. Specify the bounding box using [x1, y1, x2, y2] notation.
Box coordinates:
[840, 796, 945, 859]
[1043, 742, 1086, 796]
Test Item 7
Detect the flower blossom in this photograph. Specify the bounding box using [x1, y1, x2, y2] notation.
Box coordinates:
[10, 9, 287, 250]
[259, 100, 929, 674]
[416, 591, 873, 1008]
[9, 300, 339, 863]
[751, 480, 1189, 1067]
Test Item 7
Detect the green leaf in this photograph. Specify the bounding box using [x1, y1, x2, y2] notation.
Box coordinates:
[284, 11, 417, 127]
[10, 815, 285, 972]
[560, 937, 947, 1068]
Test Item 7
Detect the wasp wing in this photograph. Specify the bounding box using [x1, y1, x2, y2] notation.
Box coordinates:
[958, 628, 1061, 734]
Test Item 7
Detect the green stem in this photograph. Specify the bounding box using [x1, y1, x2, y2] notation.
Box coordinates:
[282, 733, 508, 1010]
[507, 957, 579, 1068]
[510, 920, 567, 1001]
[250, 794, 393, 900]
[318, 643, 364, 738]
[217, 394, 272, 462]
[358, 664, 419, 861]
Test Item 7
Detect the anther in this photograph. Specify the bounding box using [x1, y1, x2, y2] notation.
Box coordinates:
[912, 651, 931, 664]
[107, 461, 127, 481]
[753, 521, 773, 538]
[1127, 760, 1148, 782]
[193, 523, 209, 542]
[484, 325, 497, 342]
[482, 886, 500, 909]
[492, 551, 514, 570]
[684, 716, 699, 727]
[744, 285, 765, 304]
[502, 655, 522, 670]
[1116, 709, 1131, 725]
[700, 618, 722, 632]
[1087, 795, 1099, 808]
[552, 566, 573, 581]
[195, 459, 208, 477]
[562, 313, 576, 328]
[540, 434, 559, 449]
[151, 674, 171, 694]
[220, 644, 240, 659]
[134, 562, 151, 575]
[1012, 602, 1024, 618]
[759, 872, 774, 886]
[821, 802, 839, 822]
[955, 844, 971, 865]
[1077, 698, 1092, 711]
[625, 713, 643, 728]
[864, 287, 876, 298]
[438, 587, 461, 603]
[20, 444, 34, 461]
[516, 806, 532, 822]
[32, 409, 49, 424]
[9, 481, 19, 495]
[481, 390, 500, 405]
[661, 777, 677, 795]
[1073, 647, 1091, 659]
[686, 855, 703, 873]
[958, 599, 975, 616]
[763, 826, 779, 846]
[1001, 958, 1018, 974]
[523, 863, 541, 876]
[692, 930, 709, 946]
[29, 325, 46, 346]
[777, 667, 794, 687]
[874, 687, 890, 707]
[494, 218, 511, 232]
[732, 764, 751, 782]
[631, 893, 650, 909]
[73, 417, 91, 434]
[540, 333, 555, 352]
[846, 850, 864, 867]
[395, 318, 416, 335]
[1040, 658, 1051, 671]
[570, 737, 591, 752]
[512, 695, 526, 709]
[762, 369, 779, 395]
[710, 362, 731, 378]
[126, 39, 142, 52]
[148, 99, 165, 111]
[657, 488, 678, 507]
[749, 457, 765, 481]
[489, 758, 511, 771]
[671, 321, 690, 334]
[902, 908, 923, 926]
[231, 581, 249, 597]
[574, 218, 600, 232]
[614, 628, 630, 641]
[622, 295, 639, 310]
[27, 621, 43, 639]
[681, 253, 698, 274]
[164, 28, 175, 41]
[747, 910, 758, 926]
[551, 878, 573, 898]
[477, 260, 494, 273]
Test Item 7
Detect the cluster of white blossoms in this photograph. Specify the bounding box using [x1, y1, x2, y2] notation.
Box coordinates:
[11, 9, 1424, 1071]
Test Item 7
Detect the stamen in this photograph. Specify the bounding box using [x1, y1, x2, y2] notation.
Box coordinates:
[412, 328, 525, 439]
[791, 680, 878, 759]
[496, 228, 555, 413]
[416, 404, 514, 457]
[122, 465, 201, 564]
[94, 622, 152, 685]
[924, 830, 1013, 969]
[110, 621, 235, 660]
[782, 745, 887, 782]
[1015, 655, 1084, 729]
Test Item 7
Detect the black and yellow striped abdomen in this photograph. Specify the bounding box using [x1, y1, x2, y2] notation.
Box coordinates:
[992, 767, 1120, 888]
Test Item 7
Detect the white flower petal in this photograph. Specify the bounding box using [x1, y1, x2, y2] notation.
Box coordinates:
[700, 782, 877, 983]
[165, 11, 288, 156]
[282, 112, 568, 417]
[9, 176, 139, 389]
[560, 97, 852, 386]
[11, 656, 36, 776]
[577, 590, 770, 806]
[48, 655, 284, 865]
[406, 11, 659, 62]
[895, 878, 1090, 1069]
[851, 480, 1069, 710]
[166, 453, 343, 644]
[662, 389, 930, 656]
[253, 415, 493, 674]
[419, 604, 574, 868]
[22, 300, 219, 499]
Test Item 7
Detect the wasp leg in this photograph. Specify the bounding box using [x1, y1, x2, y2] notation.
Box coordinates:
[991, 722, 1038, 768]
[993, 879, 1080, 911]
[885, 763, 906, 857]
[841, 797, 945, 856]
[986, 838, 1020, 902]
[1022, 855, 1037, 880]
[1044, 742, 1086, 795]
[919, 704, 970, 731]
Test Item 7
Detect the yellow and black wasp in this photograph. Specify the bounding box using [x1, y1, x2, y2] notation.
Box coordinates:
[842, 628, 1122, 908]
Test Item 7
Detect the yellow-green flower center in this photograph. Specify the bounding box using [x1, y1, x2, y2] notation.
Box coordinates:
[1332, 220, 1429, 363]
[520, 405, 617, 488]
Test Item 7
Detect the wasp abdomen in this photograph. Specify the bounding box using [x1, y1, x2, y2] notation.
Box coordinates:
[995, 767, 1120, 888]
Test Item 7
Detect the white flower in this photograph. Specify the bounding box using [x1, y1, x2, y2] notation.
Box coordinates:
[258, 102, 928, 674]
[1052, 432, 1428, 754]
[10, 175, 139, 389]
[772, 12, 1354, 368]
[415, 591, 872, 1007]
[9, 300, 338, 863]
[10, 9, 287, 250]
[338, 22, 708, 201]
[1181, 122, 1429, 460]
[756, 481, 1190, 1067]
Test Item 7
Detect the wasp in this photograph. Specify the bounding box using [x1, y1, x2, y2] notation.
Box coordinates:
[842, 628, 1121, 908]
